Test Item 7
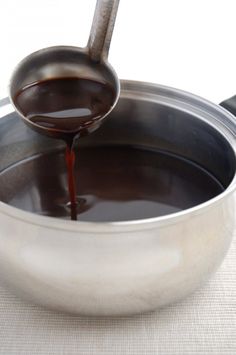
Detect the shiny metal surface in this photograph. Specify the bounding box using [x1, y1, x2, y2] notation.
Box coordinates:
[88, 0, 120, 62]
[9, 0, 120, 135]
[0, 80, 236, 316]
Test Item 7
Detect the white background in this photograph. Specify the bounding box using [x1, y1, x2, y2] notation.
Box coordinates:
[1, 0, 236, 104]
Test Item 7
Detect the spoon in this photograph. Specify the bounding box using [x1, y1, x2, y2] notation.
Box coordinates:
[9, 0, 120, 139]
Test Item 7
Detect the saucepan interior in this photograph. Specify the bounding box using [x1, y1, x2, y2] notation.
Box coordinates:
[0, 80, 235, 224]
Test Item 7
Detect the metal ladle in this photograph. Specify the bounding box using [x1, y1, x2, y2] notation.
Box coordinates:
[9, 0, 120, 137]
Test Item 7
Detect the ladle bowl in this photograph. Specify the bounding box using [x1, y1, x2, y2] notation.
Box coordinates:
[9, 0, 120, 138]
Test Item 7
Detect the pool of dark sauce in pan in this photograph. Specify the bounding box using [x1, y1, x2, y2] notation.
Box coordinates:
[9, 77, 224, 222]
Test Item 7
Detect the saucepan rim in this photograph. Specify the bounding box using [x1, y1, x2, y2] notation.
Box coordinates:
[0, 79, 236, 233]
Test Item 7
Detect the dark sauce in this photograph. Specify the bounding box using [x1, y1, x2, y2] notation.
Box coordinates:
[14, 77, 116, 220]
[0, 146, 224, 222]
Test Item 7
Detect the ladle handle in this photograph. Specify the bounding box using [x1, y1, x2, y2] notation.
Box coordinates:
[87, 0, 120, 62]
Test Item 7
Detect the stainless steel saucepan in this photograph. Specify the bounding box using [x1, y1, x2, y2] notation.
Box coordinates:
[0, 81, 235, 316]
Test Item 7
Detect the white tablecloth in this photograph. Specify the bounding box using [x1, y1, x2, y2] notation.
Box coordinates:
[0, 231, 235, 355]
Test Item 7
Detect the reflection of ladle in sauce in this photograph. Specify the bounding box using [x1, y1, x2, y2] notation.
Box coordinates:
[9, 0, 120, 220]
